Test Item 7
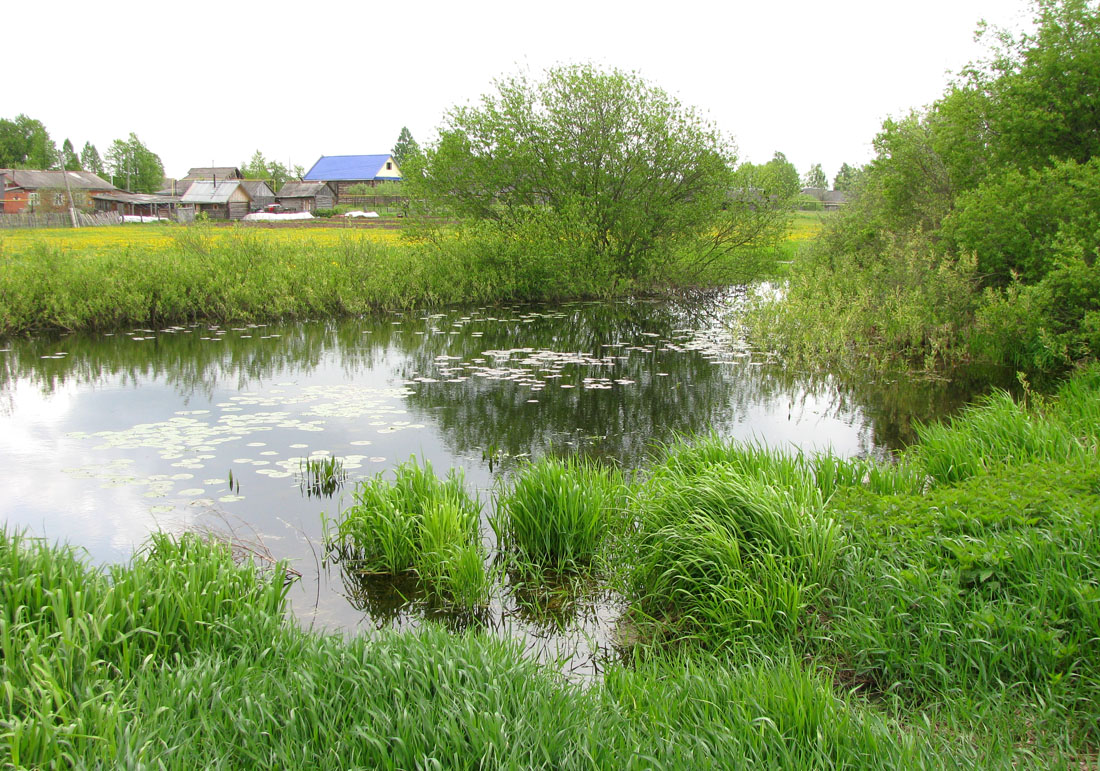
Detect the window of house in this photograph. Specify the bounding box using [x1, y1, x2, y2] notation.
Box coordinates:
[386, 162, 392, 170]
[54, 193, 65, 206]
[28, 192, 39, 206]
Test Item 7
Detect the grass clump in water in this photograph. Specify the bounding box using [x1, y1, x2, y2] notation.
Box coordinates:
[298, 454, 348, 498]
[326, 457, 490, 609]
[492, 455, 626, 571]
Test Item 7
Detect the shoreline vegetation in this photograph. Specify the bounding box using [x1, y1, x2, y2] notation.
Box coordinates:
[4, 366, 1098, 767]
[0, 216, 807, 338]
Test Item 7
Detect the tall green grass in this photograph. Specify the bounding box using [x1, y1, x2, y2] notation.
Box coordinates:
[492, 455, 626, 570]
[1, 525, 984, 768]
[627, 460, 843, 649]
[325, 457, 490, 608]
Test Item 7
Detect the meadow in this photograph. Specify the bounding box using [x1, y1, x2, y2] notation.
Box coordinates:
[0, 216, 823, 337]
[6, 364, 1098, 768]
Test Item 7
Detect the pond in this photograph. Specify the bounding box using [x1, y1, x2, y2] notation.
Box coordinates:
[0, 294, 1002, 675]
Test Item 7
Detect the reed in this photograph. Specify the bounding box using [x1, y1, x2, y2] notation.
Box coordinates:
[326, 457, 489, 608]
[298, 455, 348, 498]
[492, 455, 626, 570]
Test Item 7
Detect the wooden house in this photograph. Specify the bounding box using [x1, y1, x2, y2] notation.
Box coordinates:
[302, 155, 401, 198]
[180, 180, 252, 220]
[0, 169, 116, 213]
[238, 180, 276, 211]
[276, 181, 336, 212]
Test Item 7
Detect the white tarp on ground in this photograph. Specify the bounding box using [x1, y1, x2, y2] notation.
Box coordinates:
[241, 211, 315, 221]
[122, 216, 169, 223]
[343, 210, 380, 218]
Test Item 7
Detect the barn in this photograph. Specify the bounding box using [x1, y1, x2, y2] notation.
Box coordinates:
[276, 181, 336, 212]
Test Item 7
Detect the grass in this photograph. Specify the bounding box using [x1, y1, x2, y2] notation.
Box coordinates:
[325, 457, 490, 608]
[0, 527, 995, 769]
[492, 455, 626, 570]
[0, 217, 812, 337]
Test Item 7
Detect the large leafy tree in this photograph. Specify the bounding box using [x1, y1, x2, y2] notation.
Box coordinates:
[391, 127, 420, 168]
[408, 63, 750, 281]
[106, 133, 164, 193]
[0, 114, 58, 169]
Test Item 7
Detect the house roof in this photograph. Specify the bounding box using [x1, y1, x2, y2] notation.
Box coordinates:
[182, 167, 242, 181]
[93, 191, 181, 204]
[1, 169, 115, 191]
[239, 179, 275, 198]
[277, 181, 331, 198]
[303, 155, 399, 181]
[181, 180, 247, 204]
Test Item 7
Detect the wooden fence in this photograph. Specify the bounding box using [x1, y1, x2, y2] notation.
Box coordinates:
[336, 195, 408, 209]
[0, 211, 123, 229]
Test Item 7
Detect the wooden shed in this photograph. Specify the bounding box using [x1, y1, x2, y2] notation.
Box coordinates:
[239, 180, 276, 211]
[276, 181, 336, 212]
[180, 180, 252, 220]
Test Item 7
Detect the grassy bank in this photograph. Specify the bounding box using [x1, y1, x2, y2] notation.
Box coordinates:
[0, 218, 808, 337]
[6, 366, 1099, 767]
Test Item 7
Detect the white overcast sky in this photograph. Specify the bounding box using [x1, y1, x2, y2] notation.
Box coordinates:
[6, 0, 1032, 182]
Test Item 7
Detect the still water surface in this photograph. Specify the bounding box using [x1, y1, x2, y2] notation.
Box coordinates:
[0, 296, 998, 672]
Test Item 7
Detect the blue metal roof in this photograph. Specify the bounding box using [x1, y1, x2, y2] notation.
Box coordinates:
[302, 154, 400, 181]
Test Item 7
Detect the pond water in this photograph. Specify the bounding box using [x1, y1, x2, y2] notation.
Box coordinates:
[0, 294, 1002, 674]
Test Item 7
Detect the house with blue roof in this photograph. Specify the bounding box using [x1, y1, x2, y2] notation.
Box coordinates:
[302, 154, 401, 198]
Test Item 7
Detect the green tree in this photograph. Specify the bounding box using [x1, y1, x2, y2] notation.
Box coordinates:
[106, 133, 164, 193]
[802, 163, 827, 189]
[240, 150, 298, 192]
[61, 138, 81, 171]
[391, 127, 420, 168]
[80, 142, 105, 178]
[832, 162, 862, 192]
[409, 63, 744, 282]
[0, 114, 58, 169]
[762, 152, 802, 199]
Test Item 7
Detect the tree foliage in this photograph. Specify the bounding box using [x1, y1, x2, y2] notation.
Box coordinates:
[832, 162, 863, 192]
[802, 163, 827, 189]
[106, 133, 164, 193]
[408, 63, 786, 283]
[61, 139, 81, 171]
[0, 114, 58, 169]
[240, 150, 297, 192]
[80, 143, 105, 178]
[391, 127, 420, 168]
[775, 0, 1100, 372]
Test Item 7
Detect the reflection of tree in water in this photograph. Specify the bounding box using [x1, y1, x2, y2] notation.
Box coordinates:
[397, 300, 1009, 465]
[1, 297, 1009, 454]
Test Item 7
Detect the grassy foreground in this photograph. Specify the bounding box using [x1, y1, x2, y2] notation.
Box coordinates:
[5, 366, 1099, 768]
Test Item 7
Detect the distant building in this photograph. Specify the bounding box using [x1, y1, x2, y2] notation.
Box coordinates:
[0, 169, 116, 213]
[180, 180, 252, 220]
[302, 155, 401, 198]
[800, 187, 849, 209]
[92, 191, 180, 218]
[276, 181, 336, 212]
[158, 167, 245, 197]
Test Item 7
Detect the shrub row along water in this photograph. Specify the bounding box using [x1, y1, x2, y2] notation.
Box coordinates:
[6, 367, 1099, 766]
